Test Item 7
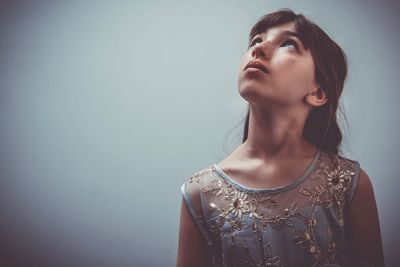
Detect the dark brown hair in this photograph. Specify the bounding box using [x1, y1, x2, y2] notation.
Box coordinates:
[241, 8, 348, 154]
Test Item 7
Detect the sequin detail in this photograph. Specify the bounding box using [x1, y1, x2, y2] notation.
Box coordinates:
[183, 151, 358, 267]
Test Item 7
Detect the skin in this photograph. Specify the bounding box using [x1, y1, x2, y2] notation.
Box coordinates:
[176, 22, 385, 267]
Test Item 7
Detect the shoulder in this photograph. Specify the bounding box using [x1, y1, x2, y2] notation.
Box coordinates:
[349, 167, 375, 211]
[178, 165, 217, 266]
[335, 153, 360, 173]
[319, 152, 360, 192]
[328, 153, 376, 211]
[181, 164, 216, 193]
[179, 165, 216, 247]
[356, 168, 373, 194]
[346, 168, 385, 266]
[188, 165, 216, 183]
[180, 164, 216, 212]
[336, 155, 361, 202]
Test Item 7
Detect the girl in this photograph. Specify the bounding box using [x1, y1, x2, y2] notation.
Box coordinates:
[177, 8, 385, 267]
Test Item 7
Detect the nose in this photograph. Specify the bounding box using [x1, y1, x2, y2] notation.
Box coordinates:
[251, 41, 272, 59]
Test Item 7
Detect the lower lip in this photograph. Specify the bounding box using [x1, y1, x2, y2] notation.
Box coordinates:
[245, 67, 267, 73]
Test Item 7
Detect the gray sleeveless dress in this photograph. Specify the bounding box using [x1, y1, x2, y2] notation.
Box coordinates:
[180, 150, 374, 267]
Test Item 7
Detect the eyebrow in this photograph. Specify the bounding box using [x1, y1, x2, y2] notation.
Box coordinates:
[278, 30, 306, 48]
[252, 30, 306, 49]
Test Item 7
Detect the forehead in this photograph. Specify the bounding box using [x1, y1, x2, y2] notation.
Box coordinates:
[257, 21, 296, 39]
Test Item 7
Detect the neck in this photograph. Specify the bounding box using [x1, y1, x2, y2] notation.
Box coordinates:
[241, 105, 316, 161]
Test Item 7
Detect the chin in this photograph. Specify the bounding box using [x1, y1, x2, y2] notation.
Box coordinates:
[238, 86, 265, 103]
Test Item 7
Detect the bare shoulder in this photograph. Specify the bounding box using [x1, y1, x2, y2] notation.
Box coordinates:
[348, 167, 376, 229]
[177, 165, 214, 267]
[347, 168, 386, 267]
[356, 168, 373, 194]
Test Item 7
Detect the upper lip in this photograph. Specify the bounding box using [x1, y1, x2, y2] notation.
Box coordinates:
[244, 60, 268, 73]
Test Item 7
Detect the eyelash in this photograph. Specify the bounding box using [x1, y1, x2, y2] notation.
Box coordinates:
[248, 37, 299, 50]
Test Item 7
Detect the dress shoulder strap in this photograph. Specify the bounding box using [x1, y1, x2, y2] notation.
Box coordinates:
[309, 151, 361, 226]
[335, 154, 361, 209]
[180, 165, 215, 246]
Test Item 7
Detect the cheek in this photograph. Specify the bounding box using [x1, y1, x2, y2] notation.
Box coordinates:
[273, 57, 315, 84]
[274, 57, 299, 72]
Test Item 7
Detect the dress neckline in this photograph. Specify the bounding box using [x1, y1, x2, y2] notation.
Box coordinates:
[212, 149, 321, 193]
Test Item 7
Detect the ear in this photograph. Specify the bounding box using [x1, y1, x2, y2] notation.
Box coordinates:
[305, 87, 327, 107]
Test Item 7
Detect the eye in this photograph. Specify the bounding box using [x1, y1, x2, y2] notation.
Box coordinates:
[280, 39, 299, 50]
[248, 36, 262, 48]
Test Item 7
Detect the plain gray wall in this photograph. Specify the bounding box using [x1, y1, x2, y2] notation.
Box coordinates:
[0, 0, 398, 266]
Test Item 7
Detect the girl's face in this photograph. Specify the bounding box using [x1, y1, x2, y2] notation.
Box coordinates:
[238, 22, 318, 110]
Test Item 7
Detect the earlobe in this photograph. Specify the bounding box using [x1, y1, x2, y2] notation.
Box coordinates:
[306, 87, 327, 107]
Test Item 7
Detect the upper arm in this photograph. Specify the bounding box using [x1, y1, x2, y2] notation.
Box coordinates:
[347, 168, 385, 267]
[176, 198, 211, 267]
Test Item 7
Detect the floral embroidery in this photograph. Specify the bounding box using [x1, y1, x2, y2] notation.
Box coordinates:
[189, 166, 214, 183]
[202, 169, 282, 224]
[202, 177, 233, 199]
[325, 156, 355, 225]
[229, 190, 251, 218]
[300, 153, 356, 226]
[300, 185, 327, 207]
[261, 243, 288, 267]
[293, 206, 324, 266]
[230, 217, 250, 233]
[266, 202, 299, 229]
[293, 206, 343, 266]
[249, 205, 261, 219]
[187, 151, 357, 267]
[251, 193, 279, 207]
[209, 202, 229, 221]
[242, 244, 287, 267]
[326, 225, 342, 263]
[294, 153, 355, 265]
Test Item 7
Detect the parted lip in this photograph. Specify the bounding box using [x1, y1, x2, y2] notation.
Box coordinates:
[244, 60, 268, 73]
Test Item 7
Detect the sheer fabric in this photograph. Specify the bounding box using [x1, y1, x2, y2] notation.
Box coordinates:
[180, 150, 372, 267]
